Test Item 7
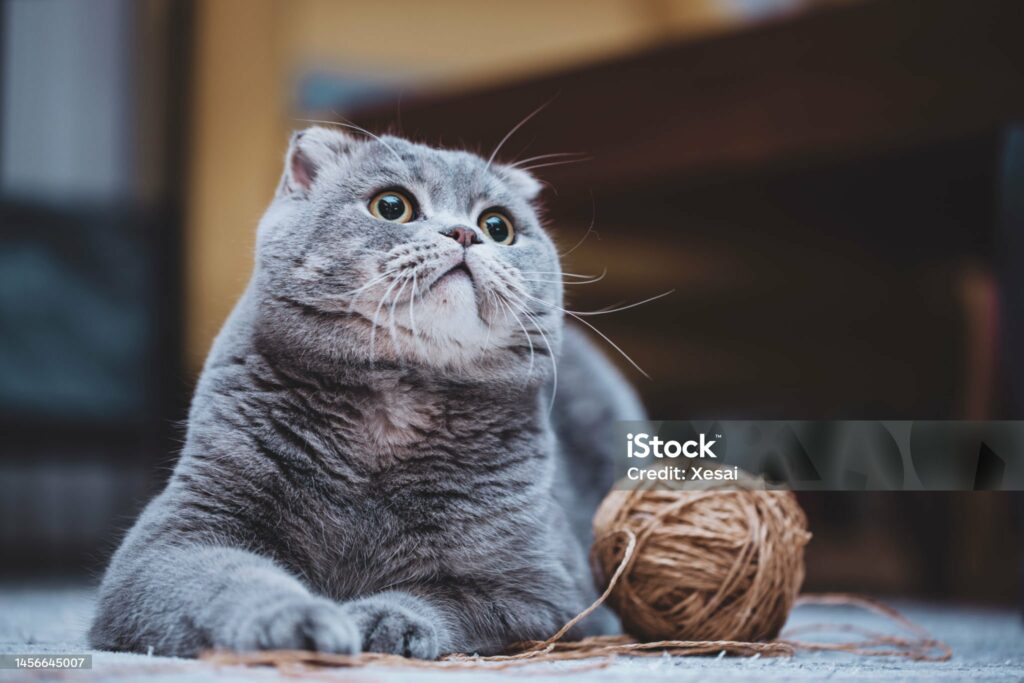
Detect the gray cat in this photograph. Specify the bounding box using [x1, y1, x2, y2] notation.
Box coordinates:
[89, 126, 645, 658]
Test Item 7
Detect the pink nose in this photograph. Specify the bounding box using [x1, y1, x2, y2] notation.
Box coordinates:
[445, 226, 480, 247]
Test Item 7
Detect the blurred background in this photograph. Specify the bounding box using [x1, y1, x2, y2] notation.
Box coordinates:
[1, 0, 1023, 608]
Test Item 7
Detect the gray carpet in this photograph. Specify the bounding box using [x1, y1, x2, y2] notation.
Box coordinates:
[1, 585, 1022, 681]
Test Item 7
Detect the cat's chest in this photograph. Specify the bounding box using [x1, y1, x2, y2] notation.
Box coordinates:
[308, 472, 541, 596]
[297, 380, 448, 458]
[279, 383, 553, 589]
[347, 386, 439, 452]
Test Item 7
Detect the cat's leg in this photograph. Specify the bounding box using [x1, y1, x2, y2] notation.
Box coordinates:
[90, 541, 360, 656]
[340, 591, 449, 659]
[339, 501, 599, 658]
[343, 584, 579, 657]
[342, 566, 589, 657]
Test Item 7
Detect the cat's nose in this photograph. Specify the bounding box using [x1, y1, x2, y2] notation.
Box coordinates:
[442, 226, 481, 248]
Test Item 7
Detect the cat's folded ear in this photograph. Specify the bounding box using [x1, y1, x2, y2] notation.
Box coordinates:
[495, 165, 543, 202]
[277, 126, 356, 198]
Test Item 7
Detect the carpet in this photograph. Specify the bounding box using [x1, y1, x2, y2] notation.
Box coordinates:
[1, 585, 1022, 681]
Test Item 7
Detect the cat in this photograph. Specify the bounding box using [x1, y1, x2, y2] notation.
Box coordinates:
[89, 126, 645, 658]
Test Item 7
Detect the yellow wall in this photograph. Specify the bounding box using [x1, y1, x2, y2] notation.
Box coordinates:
[186, 0, 283, 370]
[185, 0, 749, 371]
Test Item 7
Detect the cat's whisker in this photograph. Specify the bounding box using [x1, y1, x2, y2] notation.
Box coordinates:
[537, 177, 559, 197]
[387, 273, 414, 353]
[517, 157, 592, 172]
[520, 269, 607, 286]
[506, 298, 558, 413]
[368, 274, 405, 362]
[560, 195, 597, 258]
[566, 290, 675, 316]
[481, 290, 497, 350]
[338, 268, 404, 318]
[516, 291, 651, 379]
[407, 271, 429, 358]
[522, 279, 602, 287]
[485, 98, 555, 171]
[497, 296, 535, 382]
[515, 283, 669, 316]
[508, 152, 587, 169]
[296, 116, 405, 165]
[335, 268, 400, 303]
[519, 270, 604, 280]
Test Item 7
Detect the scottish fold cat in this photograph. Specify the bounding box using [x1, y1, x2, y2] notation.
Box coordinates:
[90, 126, 644, 658]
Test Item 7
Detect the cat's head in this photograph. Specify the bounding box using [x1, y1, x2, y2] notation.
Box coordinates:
[252, 126, 563, 382]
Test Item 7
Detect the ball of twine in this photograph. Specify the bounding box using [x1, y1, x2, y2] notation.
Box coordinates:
[592, 485, 811, 643]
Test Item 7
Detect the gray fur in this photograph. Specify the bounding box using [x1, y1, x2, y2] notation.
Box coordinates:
[90, 127, 645, 658]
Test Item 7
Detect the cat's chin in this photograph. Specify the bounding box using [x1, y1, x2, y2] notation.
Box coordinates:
[408, 289, 487, 346]
[383, 298, 536, 379]
[428, 264, 476, 303]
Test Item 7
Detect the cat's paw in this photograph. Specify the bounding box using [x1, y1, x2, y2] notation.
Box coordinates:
[342, 595, 440, 659]
[231, 597, 361, 654]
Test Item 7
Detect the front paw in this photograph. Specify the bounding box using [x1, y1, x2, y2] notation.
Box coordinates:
[231, 596, 360, 654]
[342, 595, 439, 659]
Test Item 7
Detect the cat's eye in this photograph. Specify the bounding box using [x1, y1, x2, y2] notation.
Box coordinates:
[369, 190, 415, 223]
[479, 210, 515, 245]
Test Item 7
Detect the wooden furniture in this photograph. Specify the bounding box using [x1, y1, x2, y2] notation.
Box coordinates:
[351, 0, 1024, 603]
[351, 0, 1024, 421]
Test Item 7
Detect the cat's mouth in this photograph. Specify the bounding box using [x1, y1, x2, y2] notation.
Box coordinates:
[433, 262, 474, 289]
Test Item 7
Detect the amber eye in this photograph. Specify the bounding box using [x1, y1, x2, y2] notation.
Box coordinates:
[369, 190, 415, 223]
[479, 210, 515, 245]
